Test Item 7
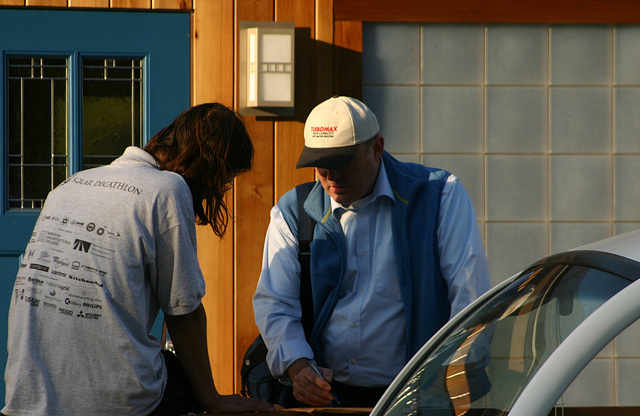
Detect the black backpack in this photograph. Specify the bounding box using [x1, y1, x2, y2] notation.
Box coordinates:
[240, 182, 316, 404]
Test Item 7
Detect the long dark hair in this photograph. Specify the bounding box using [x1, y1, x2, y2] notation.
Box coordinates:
[144, 103, 253, 237]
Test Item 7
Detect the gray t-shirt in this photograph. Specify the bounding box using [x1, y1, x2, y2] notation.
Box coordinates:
[3, 147, 206, 416]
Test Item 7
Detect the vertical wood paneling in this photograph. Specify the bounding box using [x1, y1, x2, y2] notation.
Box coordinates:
[192, 0, 236, 395]
[274, 0, 315, 202]
[193, 0, 234, 106]
[233, 116, 275, 393]
[152, 0, 191, 9]
[111, 0, 150, 7]
[195, 219, 235, 394]
[333, 21, 362, 98]
[0, 0, 26, 5]
[233, 0, 275, 394]
[69, 0, 108, 7]
[25, 0, 65, 6]
[315, 0, 333, 102]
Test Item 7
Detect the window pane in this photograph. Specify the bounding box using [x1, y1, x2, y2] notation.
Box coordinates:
[7, 56, 68, 210]
[82, 57, 143, 169]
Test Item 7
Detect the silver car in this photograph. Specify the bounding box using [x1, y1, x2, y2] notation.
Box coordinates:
[371, 229, 640, 416]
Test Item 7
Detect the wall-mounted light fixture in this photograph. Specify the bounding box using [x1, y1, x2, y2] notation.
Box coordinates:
[239, 21, 295, 117]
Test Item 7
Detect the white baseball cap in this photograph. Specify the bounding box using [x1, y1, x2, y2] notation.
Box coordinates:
[296, 96, 379, 169]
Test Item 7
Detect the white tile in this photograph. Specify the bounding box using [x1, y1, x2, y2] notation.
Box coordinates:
[599, 339, 615, 359]
[617, 359, 640, 405]
[363, 86, 420, 153]
[551, 25, 613, 85]
[486, 87, 548, 153]
[421, 23, 484, 85]
[363, 22, 420, 85]
[358, 22, 640, 407]
[486, 24, 549, 85]
[560, 359, 615, 406]
[550, 88, 612, 154]
[615, 26, 640, 85]
[550, 223, 613, 254]
[486, 155, 548, 221]
[616, 223, 640, 235]
[615, 155, 640, 222]
[422, 155, 485, 220]
[615, 88, 640, 153]
[550, 156, 612, 221]
[616, 319, 640, 358]
[486, 223, 548, 286]
[422, 87, 484, 153]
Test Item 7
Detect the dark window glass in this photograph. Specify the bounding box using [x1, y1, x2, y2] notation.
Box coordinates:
[7, 56, 68, 209]
[82, 58, 143, 168]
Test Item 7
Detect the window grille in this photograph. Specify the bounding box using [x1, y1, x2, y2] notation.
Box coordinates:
[7, 56, 68, 209]
[5, 56, 144, 210]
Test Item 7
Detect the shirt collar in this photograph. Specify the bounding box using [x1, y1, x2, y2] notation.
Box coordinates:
[330, 159, 395, 219]
[114, 146, 160, 169]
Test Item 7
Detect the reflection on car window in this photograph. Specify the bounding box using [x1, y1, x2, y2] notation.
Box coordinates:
[381, 262, 631, 416]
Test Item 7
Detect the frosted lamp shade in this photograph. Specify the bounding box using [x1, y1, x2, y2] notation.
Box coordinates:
[239, 21, 295, 116]
[261, 73, 292, 102]
[261, 34, 292, 63]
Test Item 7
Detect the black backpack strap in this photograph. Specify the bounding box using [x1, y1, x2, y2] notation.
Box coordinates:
[295, 182, 316, 340]
[240, 182, 316, 402]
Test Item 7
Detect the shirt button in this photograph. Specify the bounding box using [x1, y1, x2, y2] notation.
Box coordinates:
[360, 251, 366, 256]
[351, 322, 357, 328]
[351, 359, 357, 365]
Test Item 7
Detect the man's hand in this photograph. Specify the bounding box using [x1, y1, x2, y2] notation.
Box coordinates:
[287, 358, 334, 406]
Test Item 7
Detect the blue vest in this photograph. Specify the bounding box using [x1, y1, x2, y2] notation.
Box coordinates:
[278, 152, 451, 364]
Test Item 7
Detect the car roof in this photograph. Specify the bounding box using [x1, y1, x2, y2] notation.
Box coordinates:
[574, 228, 640, 263]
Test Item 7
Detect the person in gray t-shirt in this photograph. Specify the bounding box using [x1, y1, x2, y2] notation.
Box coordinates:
[2, 103, 274, 416]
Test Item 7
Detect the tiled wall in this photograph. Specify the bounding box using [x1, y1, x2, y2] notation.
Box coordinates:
[362, 23, 640, 286]
[362, 22, 640, 407]
[559, 318, 640, 407]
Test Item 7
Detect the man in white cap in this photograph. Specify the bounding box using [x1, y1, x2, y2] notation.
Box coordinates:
[253, 96, 490, 407]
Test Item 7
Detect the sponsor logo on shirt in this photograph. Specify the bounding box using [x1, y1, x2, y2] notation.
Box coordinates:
[28, 277, 45, 286]
[26, 296, 40, 307]
[43, 301, 57, 311]
[29, 263, 49, 272]
[67, 274, 104, 288]
[76, 310, 101, 320]
[51, 269, 67, 278]
[65, 298, 81, 307]
[52, 256, 70, 269]
[73, 239, 91, 253]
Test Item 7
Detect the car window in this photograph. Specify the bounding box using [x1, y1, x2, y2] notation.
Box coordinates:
[380, 261, 632, 416]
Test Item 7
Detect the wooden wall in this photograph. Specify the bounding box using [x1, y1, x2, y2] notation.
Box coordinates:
[3, 0, 639, 396]
[192, 0, 361, 394]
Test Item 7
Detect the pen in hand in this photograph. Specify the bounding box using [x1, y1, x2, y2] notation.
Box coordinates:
[307, 359, 341, 405]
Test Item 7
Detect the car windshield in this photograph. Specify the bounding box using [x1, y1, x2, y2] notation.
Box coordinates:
[380, 252, 636, 416]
